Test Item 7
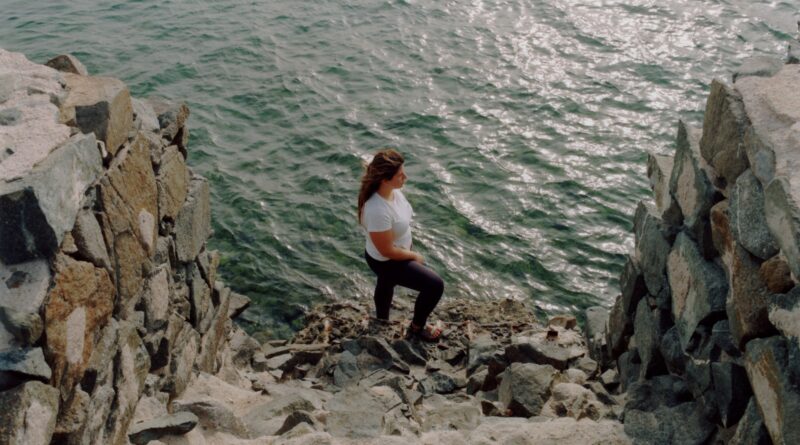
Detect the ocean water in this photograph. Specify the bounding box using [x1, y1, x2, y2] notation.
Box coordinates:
[1, 0, 797, 337]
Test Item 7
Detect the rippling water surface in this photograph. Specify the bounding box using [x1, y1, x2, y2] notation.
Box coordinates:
[2, 0, 797, 336]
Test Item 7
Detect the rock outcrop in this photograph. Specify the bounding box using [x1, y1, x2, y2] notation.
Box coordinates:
[591, 59, 800, 445]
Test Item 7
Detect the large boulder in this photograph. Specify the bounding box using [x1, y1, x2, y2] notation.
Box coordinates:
[43, 254, 114, 394]
[711, 361, 751, 428]
[0, 258, 50, 348]
[71, 208, 112, 271]
[666, 232, 728, 350]
[61, 72, 133, 155]
[769, 286, 800, 339]
[0, 347, 51, 389]
[0, 133, 102, 264]
[729, 397, 772, 445]
[729, 170, 779, 259]
[45, 54, 88, 76]
[647, 152, 682, 226]
[0, 381, 60, 445]
[584, 306, 609, 365]
[699, 80, 750, 190]
[174, 175, 211, 263]
[633, 299, 669, 379]
[633, 202, 673, 304]
[106, 321, 151, 445]
[744, 336, 800, 445]
[98, 133, 158, 314]
[127, 412, 198, 445]
[155, 145, 189, 222]
[498, 362, 557, 417]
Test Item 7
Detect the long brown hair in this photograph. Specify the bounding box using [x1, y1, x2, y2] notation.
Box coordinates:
[358, 149, 405, 225]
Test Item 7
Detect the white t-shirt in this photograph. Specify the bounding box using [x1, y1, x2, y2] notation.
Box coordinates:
[362, 190, 413, 261]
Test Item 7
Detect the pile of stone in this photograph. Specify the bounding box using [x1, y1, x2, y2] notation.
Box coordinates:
[157, 296, 630, 444]
[0, 48, 250, 444]
[586, 58, 800, 444]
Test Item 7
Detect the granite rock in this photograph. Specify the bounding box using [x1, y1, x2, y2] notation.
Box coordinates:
[61, 73, 132, 154]
[0, 381, 59, 445]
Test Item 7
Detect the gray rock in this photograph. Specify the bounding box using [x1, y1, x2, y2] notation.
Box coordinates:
[0, 133, 102, 264]
[765, 176, 800, 281]
[45, 54, 88, 75]
[760, 254, 794, 294]
[419, 393, 482, 432]
[61, 73, 133, 155]
[617, 350, 641, 391]
[733, 55, 783, 82]
[498, 362, 557, 417]
[600, 368, 619, 390]
[72, 209, 111, 270]
[142, 266, 170, 331]
[189, 263, 213, 334]
[606, 295, 632, 361]
[172, 398, 249, 438]
[343, 336, 410, 374]
[0, 380, 59, 445]
[667, 232, 728, 350]
[744, 336, 800, 445]
[146, 97, 190, 142]
[275, 410, 322, 436]
[710, 320, 740, 358]
[541, 382, 606, 420]
[0, 108, 22, 126]
[333, 350, 360, 387]
[699, 79, 750, 190]
[505, 337, 573, 370]
[633, 201, 673, 304]
[659, 325, 686, 375]
[174, 175, 211, 263]
[196, 283, 231, 374]
[711, 361, 751, 427]
[583, 306, 609, 365]
[729, 397, 772, 445]
[107, 321, 151, 445]
[419, 370, 465, 395]
[156, 145, 189, 222]
[633, 299, 668, 379]
[390, 339, 427, 366]
[228, 291, 251, 319]
[769, 286, 800, 339]
[80, 318, 119, 393]
[647, 152, 682, 226]
[325, 386, 400, 438]
[466, 333, 504, 375]
[229, 327, 261, 368]
[575, 356, 599, 378]
[467, 368, 489, 395]
[128, 412, 198, 445]
[131, 97, 160, 133]
[730, 170, 779, 259]
[0, 305, 42, 347]
[0, 347, 51, 390]
[625, 400, 715, 445]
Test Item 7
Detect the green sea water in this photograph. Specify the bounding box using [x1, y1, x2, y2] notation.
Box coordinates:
[1, 0, 797, 337]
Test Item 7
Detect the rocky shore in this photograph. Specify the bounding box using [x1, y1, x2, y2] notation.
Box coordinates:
[1, 45, 800, 445]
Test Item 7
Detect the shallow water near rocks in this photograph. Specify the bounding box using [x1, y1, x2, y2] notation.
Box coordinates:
[1, 0, 797, 336]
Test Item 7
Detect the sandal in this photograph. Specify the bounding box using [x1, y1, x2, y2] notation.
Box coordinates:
[407, 323, 443, 342]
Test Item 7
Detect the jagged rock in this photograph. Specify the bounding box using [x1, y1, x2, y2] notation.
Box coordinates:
[624, 400, 715, 445]
[633, 202, 673, 303]
[228, 291, 251, 319]
[564, 368, 588, 385]
[419, 370, 466, 395]
[156, 145, 188, 222]
[711, 201, 776, 347]
[0, 347, 51, 389]
[229, 326, 261, 368]
[505, 336, 575, 370]
[189, 263, 213, 334]
[44, 254, 114, 394]
[732, 55, 783, 82]
[333, 350, 360, 387]
[275, 410, 322, 436]
[323, 386, 397, 438]
[98, 133, 158, 311]
[583, 306, 609, 365]
[54, 385, 90, 438]
[585, 381, 616, 407]
[196, 283, 231, 373]
[172, 398, 249, 438]
[0, 133, 102, 263]
[466, 368, 490, 395]
[390, 339, 427, 366]
[165, 318, 198, 397]
[343, 336, 410, 373]
[633, 299, 668, 379]
[765, 176, 800, 281]
[647, 152, 682, 226]
[131, 97, 159, 133]
[106, 321, 151, 445]
[730, 170, 779, 259]
[466, 333, 504, 375]
[128, 412, 197, 445]
[710, 320, 739, 358]
[769, 287, 800, 339]
[498, 362, 557, 417]
[419, 393, 482, 432]
[575, 356, 598, 379]
[61, 73, 132, 154]
[469, 417, 631, 445]
[760, 254, 794, 294]
[548, 314, 577, 330]
[174, 175, 211, 263]
[711, 361, 751, 427]
[745, 336, 800, 445]
[540, 382, 606, 420]
[146, 97, 190, 142]
[141, 266, 170, 331]
[0, 259, 49, 348]
[45, 54, 88, 76]
[617, 350, 641, 391]
[699, 80, 750, 190]
[80, 318, 119, 394]
[666, 232, 728, 350]
[729, 397, 772, 445]
[71, 209, 111, 270]
[0, 380, 59, 445]
[600, 369, 619, 390]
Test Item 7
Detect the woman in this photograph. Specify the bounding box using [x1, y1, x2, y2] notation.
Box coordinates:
[358, 149, 445, 341]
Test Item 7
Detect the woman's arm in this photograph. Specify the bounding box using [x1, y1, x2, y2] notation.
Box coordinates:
[369, 230, 423, 263]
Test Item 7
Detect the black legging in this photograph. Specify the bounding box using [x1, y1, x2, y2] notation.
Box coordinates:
[365, 251, 444, 327]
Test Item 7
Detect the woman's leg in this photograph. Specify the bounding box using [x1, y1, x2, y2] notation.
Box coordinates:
[391, 261, 445, 327]
[365, 252, 396, 320]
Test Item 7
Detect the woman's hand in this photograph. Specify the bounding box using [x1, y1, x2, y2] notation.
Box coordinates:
[411, 252, 425, 264]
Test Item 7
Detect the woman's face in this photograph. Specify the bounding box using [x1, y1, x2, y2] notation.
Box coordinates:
[385, 165, 407, 189]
